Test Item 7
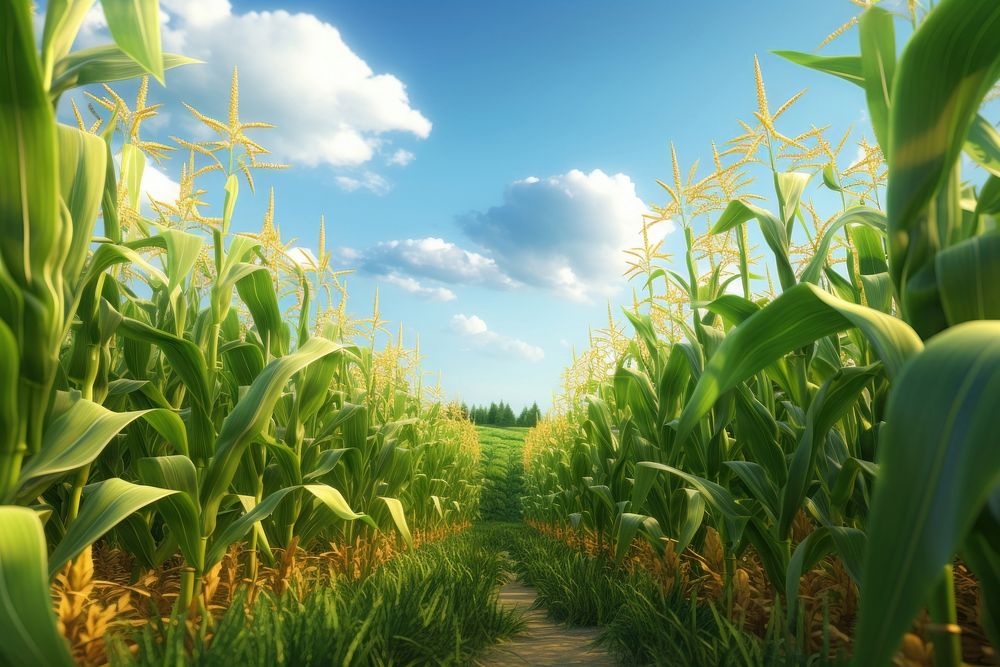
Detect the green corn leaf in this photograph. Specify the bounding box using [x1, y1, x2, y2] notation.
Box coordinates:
[41, 0, 98, 79]
[205, 487, 297, 568]
[828, 525, 865, 585]
[297, 347, 341, 422]
[57, 124, 107, 283]
[82, 242, 169, 289]
[200, 337, 341, 534]
[713, 200, 796, 291]
[775, 171, 812, 228]
[676, 488, 705, 553]
[0, 507, 75, 667]
[136, 456, 201, 568]
[0, 321, 18, 499]
[305, 484, 375, 526]
[772, 50, 863, 84]
[160, 229, 203, 316]
[237, 266, 286, 357]
[635, 462, 749, 549]
[115, 513, 161, 569]
[0, 0, 62, 412]
[822, 164, 842, 191]
[830, 457, 878, 517]
[778, 364, 882, 539]
[886, 0, 1000, 292]
[14, 398, 186, 502]
[935, 233, 1000, 325]
[854, 321, 1000, 666]
[118, 317, 215, 458]
[100, 0, 165, 83]
[236, 495, 275, 565]
[222, 173, 238, 234]
[677, 284, 922, 444]
[799, 207, 886, 285]
[703, 295, 760, 327]
[304, 448, 360, 481]
[615, 513, 661, 564]
[49, 478, 176, 576]
[50, 45, 198, 98]
[784, 526, 863, 632]
[964, 113, 1000, 178]
[120, 142, 145, 212]
[725, 461, 779, 524]
[779, 47, 1000, 185]
[858, 7, 896, 152]
[378, 496, 414, 548]
[733, 384, 785, 486]
[221, 342, 265, 386]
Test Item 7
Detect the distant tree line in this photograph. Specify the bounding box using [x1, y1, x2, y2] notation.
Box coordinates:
[461, 401, 542, 427]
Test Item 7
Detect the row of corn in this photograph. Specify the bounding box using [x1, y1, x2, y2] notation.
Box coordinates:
[0, 2, 480, 665]
[523, 2, 1000, 665]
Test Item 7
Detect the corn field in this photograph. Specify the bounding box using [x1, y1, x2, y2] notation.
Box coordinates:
[2, 0, 1000, 666]
[522, 1, 1000, 665]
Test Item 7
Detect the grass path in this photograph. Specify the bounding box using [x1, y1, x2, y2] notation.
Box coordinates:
[478, 565, 616, 666]
[474, 432, 615, 664]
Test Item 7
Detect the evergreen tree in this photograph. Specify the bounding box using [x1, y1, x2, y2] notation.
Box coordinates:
[529, 401, 541, 426]
[517, 407, 529, 426]
[502, 403, 516, 426]
[487, 402, 499, 424]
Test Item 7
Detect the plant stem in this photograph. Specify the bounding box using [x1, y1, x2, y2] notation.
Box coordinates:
[928, 564, 962, 667]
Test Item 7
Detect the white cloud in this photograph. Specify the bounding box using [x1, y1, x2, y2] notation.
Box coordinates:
[459, 169, 659, 301]
[335, 171, 391, 195]
[452, 314, 489, 335]
[387, 149, 415, 166]
[451, 315, 544, 363]
[140, 161, 182, 206]
[78, 0, 430, 170]
[112, 155, 180, 214]
[358, 237, 516, 289]
[380, 273, 456, 302]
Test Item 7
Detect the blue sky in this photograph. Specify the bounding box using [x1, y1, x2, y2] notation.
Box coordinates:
[70, 0, 887, 410]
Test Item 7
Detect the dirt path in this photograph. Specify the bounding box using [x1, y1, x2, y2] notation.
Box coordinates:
[478, 576, 616, 666]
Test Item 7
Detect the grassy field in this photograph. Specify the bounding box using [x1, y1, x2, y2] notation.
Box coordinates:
[476, 427, 527, 522]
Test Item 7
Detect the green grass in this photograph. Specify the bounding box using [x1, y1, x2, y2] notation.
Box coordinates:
[476, 427, 526, 522]
[504, 526, 849, 667]
[110, 527, 524, 667]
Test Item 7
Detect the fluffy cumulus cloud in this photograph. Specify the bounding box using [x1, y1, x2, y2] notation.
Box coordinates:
[344, 170, 660, 301]
[140, 161, 182, 206]
[77, 0, 430, 170]
[380, 273, 456, 302]
[451, 315, 544, 363]
[459, 169, 659, 300]
[358, 238, 517, 289]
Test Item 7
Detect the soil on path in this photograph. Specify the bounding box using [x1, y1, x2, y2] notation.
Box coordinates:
[478, 576, 616, 666]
